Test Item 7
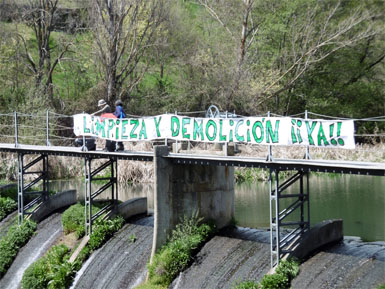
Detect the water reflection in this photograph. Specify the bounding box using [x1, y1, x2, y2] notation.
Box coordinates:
[50, 173, 384, 242]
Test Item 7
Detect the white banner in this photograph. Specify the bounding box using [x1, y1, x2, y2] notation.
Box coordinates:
[73, 114, 355, 149]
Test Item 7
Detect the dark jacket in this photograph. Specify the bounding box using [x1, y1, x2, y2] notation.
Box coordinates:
[113, 105, 126, 118]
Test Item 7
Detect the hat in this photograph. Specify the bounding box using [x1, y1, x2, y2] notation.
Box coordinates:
[115, 99, 123, 106]
[98, 99, 107, 107]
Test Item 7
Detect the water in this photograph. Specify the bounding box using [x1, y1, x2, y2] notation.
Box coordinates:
[235, 174, 385, 242]
[50, 173, 384, 242]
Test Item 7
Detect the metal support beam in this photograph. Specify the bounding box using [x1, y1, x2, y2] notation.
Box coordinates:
[17, 153, 49, 225]
[269, 169, 310, 268]
[84, 157, 118, 235]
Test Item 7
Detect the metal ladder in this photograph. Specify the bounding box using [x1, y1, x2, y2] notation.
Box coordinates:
[17, 153, 49, 224]
[269, 169, 310, 267]
[84, 157, 118, 235]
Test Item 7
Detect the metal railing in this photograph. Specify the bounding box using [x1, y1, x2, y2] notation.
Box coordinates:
[0, 110, 384, 160]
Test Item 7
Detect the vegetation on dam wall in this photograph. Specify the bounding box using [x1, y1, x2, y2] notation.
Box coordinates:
[0, 220, 37, 278]
[20, 203, 124, 289]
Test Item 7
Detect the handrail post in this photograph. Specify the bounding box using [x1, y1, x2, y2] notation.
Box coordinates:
[175, 111, 178, 153]
[267, 111, 273, 161]
[305, 110, 311, 159]
[164, 112, 168, 146]
[46, 110, 51, 146]
[82, 111, 87, 151]
[14, 111, 19, 147]
[225, 111, 228, 156]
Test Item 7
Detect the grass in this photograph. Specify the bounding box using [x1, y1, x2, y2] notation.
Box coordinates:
[0, 220, 37, 278]
[144, 213, 216, 288]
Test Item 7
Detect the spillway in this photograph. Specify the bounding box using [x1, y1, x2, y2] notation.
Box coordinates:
[0, 213, 63, 289]
[71, 217, 153, 289]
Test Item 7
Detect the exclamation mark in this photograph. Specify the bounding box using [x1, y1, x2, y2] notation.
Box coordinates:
[337, 122, 344, 145]
[330, 122, 344, 146]
[330, 123, 336, 145]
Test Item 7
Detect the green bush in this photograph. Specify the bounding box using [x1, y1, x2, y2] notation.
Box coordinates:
[0, 220, 37, 277]
[147, 214, 215, 287]
[0, 197, 17, 221]
[260, 273, 288, 289]
[87, 217, 125, 251]
[62, 203, 87, 238]
[21, 244, 76, 289]
[233, 259, 300, 289]
[62, 203, 108, 239]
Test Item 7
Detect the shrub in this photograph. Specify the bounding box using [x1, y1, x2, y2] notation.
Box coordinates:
[0, 197, 17, 221]
[233, 259, 300, 289]
[87, 217, 125, 251]
[0, 220, 37, 277]
[62, 203, 103, 239]
[147, 213, 215, 287]
[21, 244, 76, 289]
[62, 203, 87, 238]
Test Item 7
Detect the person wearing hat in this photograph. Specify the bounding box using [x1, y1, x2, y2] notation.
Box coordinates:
[113, 99, 126, 151]
[92, 99, 111, 116]
[91, 99, 114, 151]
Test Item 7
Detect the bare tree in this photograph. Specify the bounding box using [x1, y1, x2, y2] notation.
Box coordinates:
[18, 0, 71, 104]
[91, 0, 165, 102]
[194, 0, 380, 113]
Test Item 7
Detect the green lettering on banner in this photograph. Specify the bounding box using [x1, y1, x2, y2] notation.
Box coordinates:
[107, 119, 114, 138]
[296, 120, 303, 143]
[317, 123, 329, 146]
[115, 120, 120, 140]
[246, 120, 251, 142]
[139, 120, 147, 140]
[121, 119, 128, 140]
[235, 120, 245, 142]
[154, 116, 162, 137]
[266, 120, 279, 143]
[229, 120, 234, 142]
[91, 117, 95, 134]
[171, 116, 180, 137]
[305, 121, 317, 145]
[193, 119, 204, 141]
[96, 120, 106, 138]
[130, 119, 139, 139]
[182, 118, 191, 139]
[252, 121, 264, 143]
[206, 120, 217, 141]
[291, 119, 297, 143]
[219, 120, 226, 141]
[83, 116, 90, 134]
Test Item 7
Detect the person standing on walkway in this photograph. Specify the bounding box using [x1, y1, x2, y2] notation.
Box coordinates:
[92, 99, 111, 116]
[113, 99, 126, 151]
[92, 99, 115, 151]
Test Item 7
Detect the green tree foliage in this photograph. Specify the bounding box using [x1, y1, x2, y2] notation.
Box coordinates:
[0, 0, 383, 128]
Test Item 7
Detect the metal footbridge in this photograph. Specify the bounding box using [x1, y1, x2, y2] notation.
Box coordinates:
[0, 109, 384, 267]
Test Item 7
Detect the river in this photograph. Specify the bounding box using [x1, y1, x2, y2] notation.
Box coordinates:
[50, 173, 384, 242]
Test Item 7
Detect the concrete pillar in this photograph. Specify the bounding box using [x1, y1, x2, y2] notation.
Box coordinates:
[151, 146, 234, 260]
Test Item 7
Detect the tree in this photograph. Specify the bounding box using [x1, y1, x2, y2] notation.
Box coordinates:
[91, 0, 166, 103]
[18, 0, 72, 106]
[193, 0, 382, 115]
